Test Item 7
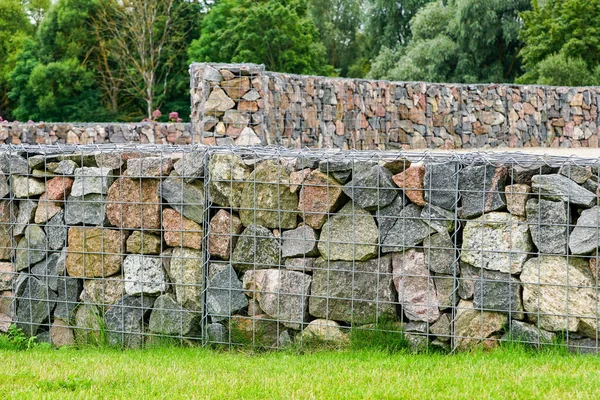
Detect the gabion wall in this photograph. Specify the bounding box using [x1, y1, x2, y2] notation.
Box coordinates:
[3, 144, 600, 353]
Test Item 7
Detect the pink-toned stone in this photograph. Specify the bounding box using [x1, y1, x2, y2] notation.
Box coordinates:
[289, 168, 312, 193]
[0, 201, 13, 261]
[50, 319, 75, 347]
[45, 176, 73, 200]
[66, 227, 126, 278]
[409, 107, 426, 125]
[163, 208, 203, 250]
[208, 209, 243, 260]
[505, 184, 531, 217]
[392, 165, 426, 206]
[0, 290, 13, 332]
[298, 170, 344, 229]
[0, 262, 13, 291]
[106, 178, 161, 229]
[221, 77, 251, 101]
[34, 195, 62, 224]
[523, 102, 535, 115]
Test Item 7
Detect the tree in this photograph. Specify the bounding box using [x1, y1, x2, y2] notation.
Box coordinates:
[518, 0, 600, 85]
[188, 0, 334, 76]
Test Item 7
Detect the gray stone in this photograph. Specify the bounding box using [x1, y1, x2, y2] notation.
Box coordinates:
[504, 320, 555, 346]
[202, 65, 223, 82]
[526, 198, 569, 255]
[423, 233, 455, 275]
[433, 274, 456, 311]
[342, 165, 398, 210]
[284, 258, 315, 272]
[71, 167, 114, 197]
[126, 157, 173, 178]
[243, 269, 312, 329]
[13, 199, 36, 237]
[0, 174, 8, 199]
[570, 206, 600, 254]
[281, 225, 318, 258]
[94, 153, 123, 170]
[159, 177, 205, 224]
[104, 295, 156, 348]
[381, 204, 432, 253]
[123, 255, 167, 296]
[0, 153, 29, 174]
[54, 276, 83, 321]
[65, 194, 107, 226]
[206, 323, 227, 343]
[461, 212, 533, 274]
[168, 248, 203, 311]
[73, 304, 102, 344]
[459, 165, 507, 219]
[45, 211, 67, 250]
[454, 300, 507, 350]
[430, 313, 451, 341]
[31, 250, 67, 292]
[424, 162, 458, 210]
[231, 225, 281, 272]
[559, 165, 592, 184]
[531, 174, 595, 207]
[208, 153, 251, 209]
[318, 159, 353, 173]
[473, 268, 523, 318]
[148, 293, 201, 337]
[206, 263, 247, 321]
[457, 263, 479, 300]
[11, 176, 45, 198]
[174, 151, 205, 182]
[205, 87, 235, 113]
[14, 275, 57, 336]
[510, 164, 556, 185]
[376, 195, 407, 239]
[300, 319, 348, 343]
[420, 204, 455, 233]
[309, 256, 396, 324]
[15, 225, 47, 271]
[54, 160, 77, 175]
[57, 153, 97, 167]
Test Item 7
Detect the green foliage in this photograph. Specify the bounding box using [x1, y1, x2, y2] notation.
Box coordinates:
[189, 0, 334, 76]
[5, 325, 39, 351]
[518, 0, 600, 85]
[349, 318, 409, 354]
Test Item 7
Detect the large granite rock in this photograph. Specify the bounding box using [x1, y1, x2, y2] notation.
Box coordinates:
[66, 227, 125, 278]
[461, 212, 533, 274]
[342, 165, 398, 210]
[309, 256, 396, 324]
[0, 174, 8, 199]
[206, 263, 247, 321]
[50, 319, 75, 348]
[126, 157, 173, 178]
[422, 232, 455, 275]
[208, 153, 250, 209]
[14, 275, 57, 336]
[473, 268, 523, 318]
[83, 276, 125, 308]
[454, 300, 507, 350]
[459, 165, 507, 219]
[231, 225, 280, 272]
[54, 276, 83, 321]
[392, 165, 426, 206]
[148, 294, 201, 337]
[123, 255, 167, 295]
[505, 184, 531, 217]
[106, 178, 161, 229]
[73, 304, 102, 344]
[126, 231, 162, 255]
[159, 177, 205, 224]
[521, 256, 598, 334]
[11, 176, 45, 198]
[318, 202, 378, 261]
[281, 225, 319, 258]
[300, 319, 348, 343]
[526, 198, 569, 255]
[104, 295, 155, 348]
[504, 320, 555, 346]
[0, 262, 14, 291]
[392, 250, 440, 323]
[570, 206, 600, 255]
[297, 170, 345, 229]
[13, 199, 34, 237]
[559, 165, 592, 184]
[208, 209, 243, 260]
[173, 151, 205, 182]
[376, 195, 407, 239]
[424, 162, 458, 210]
[162, 208, 203, 250]
[420, 203, 455, 233]
[0, 153, 29, 174]
[0, 201, 14, 261]
[510, 164, 556, 185]
[168, 248, 203, 311]
[70, 167, 114, 197]
[205, 87, 235, 113]
[381, 204, 432, 253]
[65, 194, 107, 226]
[31, 250, 67, 292]
[15, 225, 47, 271]
[45, 210, 67, 250]
[239, 160, 298, 229]
[243, 269, 312, 329]
[531, 174, 595, 207]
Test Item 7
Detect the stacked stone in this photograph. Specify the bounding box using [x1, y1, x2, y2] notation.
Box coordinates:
[0, 122, 194, 145]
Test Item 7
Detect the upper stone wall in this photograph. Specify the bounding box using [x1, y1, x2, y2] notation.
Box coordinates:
[191, 62, 600, 150]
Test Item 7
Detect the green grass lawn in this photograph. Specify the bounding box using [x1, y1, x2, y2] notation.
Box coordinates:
[2, 338, 600, 399]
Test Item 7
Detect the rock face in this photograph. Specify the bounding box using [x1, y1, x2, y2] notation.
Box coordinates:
[13, 199, 34, 237]
[392, 250, 440, 323]
[173, 151, 205, 182]
[297, 170, 344, 229]
[65, 194, 107, 226]
[381, 204, 432, 253]
[505, 184, 531, 217]
[461, 213, 533, 274]
[420, 203, 455, 233]
[0, 262, 14, 291]
[559, 165, 592, 184]
[126, 231, 162, 255]
[521, 256, 597, 334]
[71, 167, 113, 197]
[309, 256, 395, 324]
[422, 233, 455, 275]
[106, 178, 161, 229]
[243, 269, 312, 329]
[54, 276, 82, 321]
[12, 176, 45, 198]
[392, 165, 426, 206]
[148, 294, 201, 336]
[570, 206, 600, 255]
[83, 277, 125, 308]
[66, 227, 125, 278]
[300, 319, 348, 343]
[531, 174, 595, 207]
[0, 201, 14, 261]
[205, 87, 235, 112]
[31, 251, 67, 292]
[504, 320, 555, 345]
[239, 160, 298, 229]
[473, 268, 523, 317]
[424, 162, 458, 210]
[162, 209, 202, 250]
[50, 319, 75, 347]
[459, 165, 507, 219]
[126, 157, 173, 178]
[342, 165, 398, 210]
[454, 300, 507, 350]
[281, 225, 318, 258]
[526, 198, 569, 255]
[14, 275, 57, 336]
[15, 225, 47, 271]
[206, 263, 247, 321]
[123, 255, 167, 295]
[231, 224, 280, 272]
[46, 211, 67, 250]
[318, 202, 378, 261]
[159, 177, 205, 225]
[208, 153, 250, 209]
[104, 295, 156, 348]
[208, 209, 243, 260]
[169, 248, 203, 311]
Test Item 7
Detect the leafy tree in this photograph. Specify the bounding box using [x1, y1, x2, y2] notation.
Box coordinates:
[518, 0, 600, 85]
[188, 0, 334, 75]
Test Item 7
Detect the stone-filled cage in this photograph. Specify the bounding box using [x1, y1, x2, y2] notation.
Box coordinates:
[3, 144, 600, 353]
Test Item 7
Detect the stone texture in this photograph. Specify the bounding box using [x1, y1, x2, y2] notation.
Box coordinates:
[126, 157, 173, 177]
[0, 153, 29, 174]
[0, 262, 14, 291]
[204, 86, 235, 113]
[12, 176, 45, 198]
[159, 177, 205, 224]
[526, 198, 569, 255]
[433, 275, 456, 311]
[298, 170, 345, 229]
[422, 232, 455, 275]
[15, 225, 47, 271]
[45, 210, 67, 250]
[473, 268, 523, 318]
[208, 209, 243, 260]
[0, 290, 13, 332]
[318, 202, 378, 261]
[73, 304, 102, 344]
[173, 151, 205, 182]
[44, 176, 73, 200]
[570, 206, 600, 255]
[510, 164, 556, 185]
[531, 174, 596, 207]
[229, 314, 283, 347]
[342, 165, 398, 210]
[54, 160, 77, 175]
[54, 276, 83, 321]
[14, 275, 57, 336]
[14, 199, 34, 237]
[420, 203, 455, 233]
[243, 269, 312, 329]
[148, 293, 201, 336]
[459, 165, 507, 219]
[106, 178, 161, 229]
[392, 250, 441, 323]
[454, 300, 507, 350]
[281, 225, 318, 258]
[0, 201, 15, 261]
[231, 224, 280, 272]
[126, 231, 162, 254]
[208, 153, 250, 209]
[162, 208, 202, 250]
[309, 256, 395, 324]
[504, 320, 555, 345]
[284, 257, 315, 272]
[461, 212, 533, 274]
[505, 184, 531, 217]
[123, 255, 167, 295]
[393, 165, 426, 206]
[430, 313, 451, 341]
[104, 295, 155, 348]
[83, 276, 125, 307]
[206, 323, 227, 343]
[65, 194, 107, 226]
[50, 319, 75, 347]
[206, 262, 247, 321]
[381, 204, 432, 253]
[239, 160, 298, 229]
[521, 256, 598, 334]
[70, 167, 113, 197]
[300, 319, 348, 343]
[31, 250, 67, 292]
[376, 195, 407, 239]
[168, 248, 203, 311]
[66, 227, 125, 278]
[221, 77, 251, 100]
[559, 165, 592, 184]
[424, 162, 458, 210]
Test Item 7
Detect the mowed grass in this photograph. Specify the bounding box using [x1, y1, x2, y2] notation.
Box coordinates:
[2, 339, 600, 399]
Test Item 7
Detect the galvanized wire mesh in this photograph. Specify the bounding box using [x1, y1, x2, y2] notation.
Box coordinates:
[3, 143, 600, 353]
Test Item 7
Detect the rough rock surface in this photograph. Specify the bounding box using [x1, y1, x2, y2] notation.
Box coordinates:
[83, 276, 125, 307]
[300, 319, 348, 343]
[50, 319, 75, 347]
[526, 198, 569, 255]
[126, 157, 173, 178]
[208, 209, 243, 260]
[531, 174, 595, 207]
[297, 170, 345, 229]
[65, 194, 107, 226]
[173, 151, 205, 182]
[424, 162, 458, 210]
[159, 177, 205, 224]
[70, 167, 113, 197]
[14, 199, 34, 237]
[342, 165, 398, 210]
[473, 268, 523, 318]
[381, 204, 432, 253]
[11, 176, 45, 198]
[148, 294, 201, 336]
[392, 165, 426, 206]
[45, 210, 67, 250]
[281, 225, 319, 258]
[126, 231, 162, 255]
[162, 209, 203, 250]
[104, 295, 156, 348]
[570, 206, 600, 255]
[54, 276, 83, 321]
[231, 225, 280, 272]
[505, 184, 530, 217]
[459, 165, 507, 219]
[15, 225, 47, 271]
[14, 275, 57, 336]
[504, 320, 555, 345]
[31, 250, 67, 292]
[420, 204, 455, 233]
[206, 263, 247, 321]
[559, 165, 592, 184]
[169, 248, 203, 311]
[208, 153, 250, 209]
[123, 255, 167, 295]
[66, 227, 125, 278]
[106, 178, 161, 229]
[454, 300, 507, 350]
[423, 232, 455, 275]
